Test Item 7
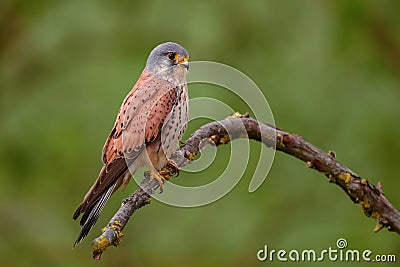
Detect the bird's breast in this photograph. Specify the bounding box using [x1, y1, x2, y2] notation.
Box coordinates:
[160, 85, 189, 158]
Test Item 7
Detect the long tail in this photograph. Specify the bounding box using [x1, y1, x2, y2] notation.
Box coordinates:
[73, 181, 117, 247]
[73, 158, 128, 246]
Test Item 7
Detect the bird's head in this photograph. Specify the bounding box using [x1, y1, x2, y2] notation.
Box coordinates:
[145, 42, 189, 85]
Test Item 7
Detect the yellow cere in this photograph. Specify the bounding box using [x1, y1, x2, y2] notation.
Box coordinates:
[178, 56, 187, 64]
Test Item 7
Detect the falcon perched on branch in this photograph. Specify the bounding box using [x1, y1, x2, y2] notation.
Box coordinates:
[73, 42, 189, 246]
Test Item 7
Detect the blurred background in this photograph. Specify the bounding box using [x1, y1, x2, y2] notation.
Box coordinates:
[1, 0, 399, 266]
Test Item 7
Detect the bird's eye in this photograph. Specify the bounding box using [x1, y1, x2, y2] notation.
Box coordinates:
[167, 52, 177, 60]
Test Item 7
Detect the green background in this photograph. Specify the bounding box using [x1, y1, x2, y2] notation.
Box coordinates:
[1, 0, 399, 266]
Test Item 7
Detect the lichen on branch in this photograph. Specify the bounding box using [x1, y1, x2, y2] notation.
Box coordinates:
[90, 113, 400, 260]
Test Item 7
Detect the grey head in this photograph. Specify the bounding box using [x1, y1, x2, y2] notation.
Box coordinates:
[145, 42, 189, 85]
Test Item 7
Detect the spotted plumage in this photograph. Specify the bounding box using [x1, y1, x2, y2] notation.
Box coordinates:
[73, 42, 189, 246]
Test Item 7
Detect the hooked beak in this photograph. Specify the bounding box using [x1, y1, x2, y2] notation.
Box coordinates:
[177, 57, 189, 70]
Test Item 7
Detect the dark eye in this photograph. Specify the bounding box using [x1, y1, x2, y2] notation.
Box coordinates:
[167, 52, 176, 60]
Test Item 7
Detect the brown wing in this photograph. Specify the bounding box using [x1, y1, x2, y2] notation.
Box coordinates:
[102, 70, 155, 164]
[73, 70, 178, 245]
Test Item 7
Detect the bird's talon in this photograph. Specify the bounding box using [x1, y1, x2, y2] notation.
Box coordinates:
[155, 178, 164, 193]
[158, 178, 165, 193]
[156, 177, 165, 192]
[167, 159, 180, 175]
[149, 170, 165, 193]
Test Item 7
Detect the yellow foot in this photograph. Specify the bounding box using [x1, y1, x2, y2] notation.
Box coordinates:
[149, 169, 165, 193]
[166, 159, 180, 175]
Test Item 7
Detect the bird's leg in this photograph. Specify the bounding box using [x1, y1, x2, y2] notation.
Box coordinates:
[149, 169, 165, 193]
[148, 160, 180, 193]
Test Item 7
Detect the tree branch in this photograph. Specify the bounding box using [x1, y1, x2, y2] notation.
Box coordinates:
[90, 113, 400, 260]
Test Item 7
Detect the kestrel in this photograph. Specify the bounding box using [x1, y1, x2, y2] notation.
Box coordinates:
[73, 42, 189, 246]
